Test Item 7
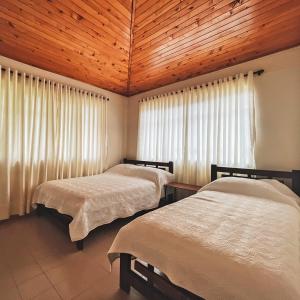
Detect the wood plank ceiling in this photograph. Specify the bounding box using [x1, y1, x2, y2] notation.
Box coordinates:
[0, 0, 132, 95]
[0, 0, 299, 96]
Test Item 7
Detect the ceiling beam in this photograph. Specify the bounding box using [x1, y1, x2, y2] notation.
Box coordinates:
[127, 0, 136, 95]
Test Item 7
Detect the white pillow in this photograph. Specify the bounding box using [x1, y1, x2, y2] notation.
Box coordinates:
[105, 164, 174, 187]
[105, 164, 137, 176]
[200, 177, 300, 208]
[128, 166, 175, 187]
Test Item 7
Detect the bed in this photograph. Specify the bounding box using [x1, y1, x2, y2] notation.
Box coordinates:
[108, 165, 300, 300]
[32, 159, 174, 250]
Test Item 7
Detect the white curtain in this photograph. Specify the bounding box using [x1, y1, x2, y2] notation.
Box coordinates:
[0, 68, 107, 219]
[137, 72, 255, 185]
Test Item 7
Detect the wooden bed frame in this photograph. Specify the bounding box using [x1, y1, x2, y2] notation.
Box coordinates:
[36, 158, 174, 250]
[119, 164, 300, 300]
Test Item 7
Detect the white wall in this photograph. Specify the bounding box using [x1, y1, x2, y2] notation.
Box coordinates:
[127, 46, 300, 171]
[0, 55, 128, 168]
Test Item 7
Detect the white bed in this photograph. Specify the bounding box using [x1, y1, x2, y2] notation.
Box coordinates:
[32, 163, 174, 241]
[108, 177, 300, 300]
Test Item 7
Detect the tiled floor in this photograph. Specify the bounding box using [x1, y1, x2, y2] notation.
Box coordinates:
[0, 214, 147, 300]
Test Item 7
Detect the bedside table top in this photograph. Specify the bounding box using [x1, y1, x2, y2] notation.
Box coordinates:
[166, 182, 202, 192]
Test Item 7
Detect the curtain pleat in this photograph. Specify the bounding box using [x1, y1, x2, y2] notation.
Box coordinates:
[137, 72, 255, 185]
[0, 68, 107, 219]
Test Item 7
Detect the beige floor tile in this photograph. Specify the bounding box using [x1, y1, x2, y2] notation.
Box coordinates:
[74, 258, 146, 300]
[0, 248, 8, 266]
[74, 279, 146, 300]
[18, 273, 52, 300]
[4, 251, 36, 270]
[0, 215, 148, 300]
[55, 279, 87, 300]
[32, 242, 76, 261]
[0, 285, 22, 300]
[12, 262, 43, 285]
[54, 263, 108, 299]
[73, 286, 126, 300]
[35, 251, 70, 272]
[46, 253, 95, 285]
[34, 244, 78, 272]
[55, 275, 96, 300]
[29, 235, 75, 259]
[0, 261, 11, 281]
[32, 287, 61, 300]
[0, 275, 16, 291]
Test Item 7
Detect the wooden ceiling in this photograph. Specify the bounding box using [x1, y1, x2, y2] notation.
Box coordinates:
[0, 0, 299, 96]
[0, 0, 132, 94]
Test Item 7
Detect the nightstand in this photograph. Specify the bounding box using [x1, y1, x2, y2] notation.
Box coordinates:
[165, 182, 202, 203]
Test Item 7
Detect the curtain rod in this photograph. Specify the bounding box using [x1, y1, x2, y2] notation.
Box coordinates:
[0, 66, 110, 101]
[139, 69, 264, 102]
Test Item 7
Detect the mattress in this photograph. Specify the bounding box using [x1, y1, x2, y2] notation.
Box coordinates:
[108, 177, 300, 300]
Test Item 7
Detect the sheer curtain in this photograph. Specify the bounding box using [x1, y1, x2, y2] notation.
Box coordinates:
[138, 72, 255, 185]
[0, 68, 107, 219]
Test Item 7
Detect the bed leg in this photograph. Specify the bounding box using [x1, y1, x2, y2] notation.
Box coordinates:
[120, 253, 131, 293]
[147, 264, 154, 286]
[76, 240, 84, 251]
[36, 205, 43, 217]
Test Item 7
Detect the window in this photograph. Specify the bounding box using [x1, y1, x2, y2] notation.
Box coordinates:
[137, 72, 255, 185]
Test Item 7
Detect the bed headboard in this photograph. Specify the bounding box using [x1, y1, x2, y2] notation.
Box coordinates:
[211, 164, 300, 196]
[123, 158, 174, 174]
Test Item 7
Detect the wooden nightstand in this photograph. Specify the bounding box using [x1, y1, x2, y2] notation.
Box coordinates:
[165, 182, 202, 203]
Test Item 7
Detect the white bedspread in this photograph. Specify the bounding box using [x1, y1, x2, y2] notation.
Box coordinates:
[32, 164, 174, 241]
[108, 178, 300, 300]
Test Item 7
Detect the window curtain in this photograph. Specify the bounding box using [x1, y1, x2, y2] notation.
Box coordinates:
[137, 72, 255, 186]
[0, 68, 107, 219]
